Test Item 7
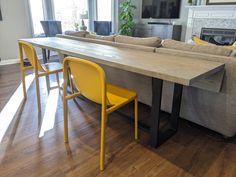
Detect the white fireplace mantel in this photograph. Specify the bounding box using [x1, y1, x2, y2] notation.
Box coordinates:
[185, 5, 236, 42]
[186, 5, 236, 9]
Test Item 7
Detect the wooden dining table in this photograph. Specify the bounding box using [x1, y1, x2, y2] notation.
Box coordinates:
[19, 37, 225, 148]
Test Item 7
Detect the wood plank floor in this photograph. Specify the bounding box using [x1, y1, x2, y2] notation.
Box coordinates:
[0, 64, 236, 177]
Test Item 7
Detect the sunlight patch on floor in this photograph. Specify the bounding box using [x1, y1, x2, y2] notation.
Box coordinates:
[0, 74, 35, 142]
[39, 88, 59, 138]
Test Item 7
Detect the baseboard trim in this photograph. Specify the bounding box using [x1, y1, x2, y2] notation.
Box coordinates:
[0, 54, 54, 66]
[0, 59, 20, 66]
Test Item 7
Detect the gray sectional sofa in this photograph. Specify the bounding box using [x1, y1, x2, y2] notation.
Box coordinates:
[56, 32, 236, 138]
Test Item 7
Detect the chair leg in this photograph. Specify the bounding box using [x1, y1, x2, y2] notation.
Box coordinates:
[63, 98, 68, 143]
[134, 98, 138, 140]
[68, 70, 74, 94]
[100, 108, 107, 171]
[56, 72, 60, 88]
[21, 68, 27, 100]
[45, 75, 50, 93]
[35, 75, 41, 112]
[47, 50, 50, 61]
[63, 69, 69, 143]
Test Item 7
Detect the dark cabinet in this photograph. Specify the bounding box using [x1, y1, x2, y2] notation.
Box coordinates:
[134, 23, 182, 41]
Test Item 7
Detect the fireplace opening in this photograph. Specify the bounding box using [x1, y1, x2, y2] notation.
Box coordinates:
[200, 28, 236, 46]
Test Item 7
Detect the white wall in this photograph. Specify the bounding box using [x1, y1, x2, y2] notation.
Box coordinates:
[0, 0, 32, 62]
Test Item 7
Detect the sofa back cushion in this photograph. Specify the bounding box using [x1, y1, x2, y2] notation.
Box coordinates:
[57, 34, 155, 52]
[115, 35, 162, 47]
[85, 34, 115, 41]
[162, 39, 232, 57]
[65, 31, 89, 37]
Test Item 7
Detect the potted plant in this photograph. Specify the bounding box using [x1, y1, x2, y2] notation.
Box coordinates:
[188, 0, 193, 5]
[74, 22, 79, 31]
[119, 0, 136, 36]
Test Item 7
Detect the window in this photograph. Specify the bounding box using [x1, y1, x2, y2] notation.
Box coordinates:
[97, 0, 112, 21]
[28, 0, 113, 35]
[29, 0, 45, 36]
[53, 0, 88, 31]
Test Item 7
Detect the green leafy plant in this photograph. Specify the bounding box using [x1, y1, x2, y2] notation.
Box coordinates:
[74, 22, 79, 31]
[188, 0, 193, 4]
[119, 0, 136, 36]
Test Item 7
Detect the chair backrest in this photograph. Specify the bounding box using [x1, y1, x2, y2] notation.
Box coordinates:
[63, 57, 107, 105]
[94, 21, 112, 36]
[40, 21, 62, 37]
[18, 41, 45, 72]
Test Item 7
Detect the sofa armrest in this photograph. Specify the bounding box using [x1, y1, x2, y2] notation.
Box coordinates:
[155, 48, 226, 92]
[191, 70, 225, 93]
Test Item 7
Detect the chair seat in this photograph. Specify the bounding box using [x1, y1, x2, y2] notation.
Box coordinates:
[107, 84, 137, 108]
[42, 62, 63, 73]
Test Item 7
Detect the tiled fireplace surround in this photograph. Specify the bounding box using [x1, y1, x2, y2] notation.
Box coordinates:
[185, 5, 236, 42]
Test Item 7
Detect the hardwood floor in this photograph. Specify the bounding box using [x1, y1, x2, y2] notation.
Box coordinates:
[0, 64, 236, 177]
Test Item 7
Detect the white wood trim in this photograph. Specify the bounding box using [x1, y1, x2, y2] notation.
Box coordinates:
[0, 54, 45, 66]
[186, 5, 236, 9]
[185, 5, 236, 41]
[0, 59, 20, 66]
[192, 10, 236, 19]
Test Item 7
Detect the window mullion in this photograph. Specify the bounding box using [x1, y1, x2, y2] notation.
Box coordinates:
[42, 0, 54, 20]
[88, 0, 97, 31]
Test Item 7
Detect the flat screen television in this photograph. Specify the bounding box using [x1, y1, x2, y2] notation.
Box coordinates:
[142, 0, 181, 19]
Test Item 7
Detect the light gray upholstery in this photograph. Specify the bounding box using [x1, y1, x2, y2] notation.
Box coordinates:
[85, 33, 115, 41]
[64, 31, 89, 37]
[155, 48, 236, 137]
[57, 34, 236, 137]
[57, 34, 156, 52]
[115, 35, 162, 47]
[102, 50, 236, 137]
[162, 39, 232, 57]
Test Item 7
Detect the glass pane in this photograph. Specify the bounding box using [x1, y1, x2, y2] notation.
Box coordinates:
[97, 0, 111, 21]
[29, 0, 45, 36]
[53, 0, 88, 31]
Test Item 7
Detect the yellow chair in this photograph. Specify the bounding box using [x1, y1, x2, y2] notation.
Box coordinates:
[224, 41, 236, 50]
[192, 36, 209, 45]
[192, 36, 236, 50]
[63, 57, 138, 171]
[19, 41, 62, 112]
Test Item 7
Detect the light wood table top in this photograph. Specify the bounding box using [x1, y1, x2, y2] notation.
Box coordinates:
[19, 37, 225, 86]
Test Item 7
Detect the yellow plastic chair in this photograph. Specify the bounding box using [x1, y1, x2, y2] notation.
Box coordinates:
[192, 36, 209, 45]
[63, 57, 138, 171]
[192, 36, 236, 50]
[19, 41, 62, 112]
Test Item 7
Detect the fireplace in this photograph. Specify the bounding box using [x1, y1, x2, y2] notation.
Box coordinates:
[200, 28, 236, 46]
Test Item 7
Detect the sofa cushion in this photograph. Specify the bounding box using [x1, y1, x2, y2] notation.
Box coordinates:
[85, 34, 115, 41]
[114, 35, 162, 47]
[112, 42, 155, 52]
[193, 36, 236, 50]
[57, 34, 155, 52]
[65, 31, 89, 37]
[162, 39, 232, 57]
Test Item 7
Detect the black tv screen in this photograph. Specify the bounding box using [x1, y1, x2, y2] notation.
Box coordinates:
[142, 0, 181, 19]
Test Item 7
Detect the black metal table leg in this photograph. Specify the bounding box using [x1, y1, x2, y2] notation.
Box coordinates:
[42, 49, 48, 64]
[170, 83, 183, 132]
[150, 78, 183, 148]
[150, 78, 163, 147]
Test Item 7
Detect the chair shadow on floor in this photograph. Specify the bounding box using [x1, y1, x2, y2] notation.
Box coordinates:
[64, 96, 138, 164]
